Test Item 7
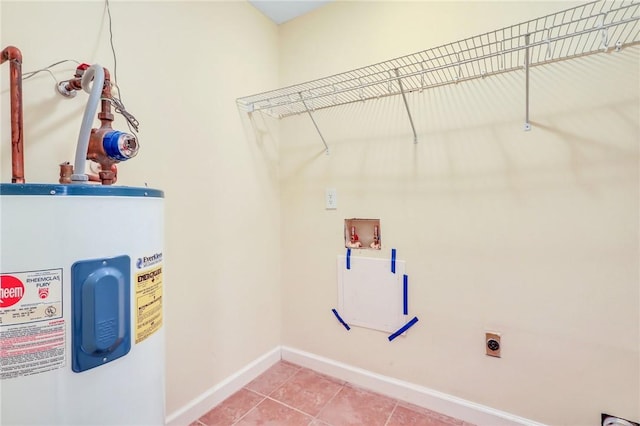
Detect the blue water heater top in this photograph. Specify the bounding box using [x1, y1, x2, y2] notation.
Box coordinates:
[0, 184, 164, 198]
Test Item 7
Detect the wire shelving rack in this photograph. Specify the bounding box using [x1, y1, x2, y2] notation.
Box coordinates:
[237, 0, 640, 149]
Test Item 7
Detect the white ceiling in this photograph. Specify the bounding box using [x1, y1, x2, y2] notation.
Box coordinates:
[248, 0, 331, 25]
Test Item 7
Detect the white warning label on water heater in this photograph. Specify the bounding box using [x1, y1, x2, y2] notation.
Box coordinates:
[0, 269, 65, 379]
[0, 319, 65, 380]
[0, 269, 63, 326]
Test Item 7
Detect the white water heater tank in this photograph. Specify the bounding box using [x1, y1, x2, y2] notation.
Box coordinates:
[0, 183, 164, 425]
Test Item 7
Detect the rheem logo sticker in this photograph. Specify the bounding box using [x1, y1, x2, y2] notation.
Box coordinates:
[0, 275, 25, 308]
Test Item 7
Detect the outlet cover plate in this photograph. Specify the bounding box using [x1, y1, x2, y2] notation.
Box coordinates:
[326, 188, 337, 209]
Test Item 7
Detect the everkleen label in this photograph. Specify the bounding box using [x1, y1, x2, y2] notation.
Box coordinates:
[135, 265, 163, 344]
[136, 252, 163, 270]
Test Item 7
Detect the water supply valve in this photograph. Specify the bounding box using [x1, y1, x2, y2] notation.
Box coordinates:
[102, 131, 139, 161]
[87, 129, 138, 165]
[56, 63, 91, 98]
[83, 129, 139, 185]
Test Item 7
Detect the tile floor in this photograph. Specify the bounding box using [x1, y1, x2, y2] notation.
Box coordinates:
[191, 361, 474, 426]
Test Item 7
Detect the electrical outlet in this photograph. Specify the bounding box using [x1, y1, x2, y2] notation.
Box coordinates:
[486, 332, 501, 357]
[326, 188, 337, 210]
[602, 414, 639, 426]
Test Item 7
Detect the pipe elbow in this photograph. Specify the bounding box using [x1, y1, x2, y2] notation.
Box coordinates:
[1, 46, 22, 64]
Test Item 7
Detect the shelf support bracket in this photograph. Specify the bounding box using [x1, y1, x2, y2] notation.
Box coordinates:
[301, 95, 329, 154]
[524, 34, 532, 131]
[394, 69, 418, 143]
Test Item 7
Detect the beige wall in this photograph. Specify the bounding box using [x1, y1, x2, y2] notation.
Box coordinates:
[279, 2, 639, 425]
[2, 1, 639, 425]
[1, 0, 281, 417]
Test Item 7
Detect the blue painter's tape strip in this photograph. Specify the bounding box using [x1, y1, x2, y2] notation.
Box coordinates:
[403, 274, 408, 315]
[388, 316, 419, 341]
[332, 309, 351, 331]
[391, 248, 397, 273]
[346, 248, 351, 270]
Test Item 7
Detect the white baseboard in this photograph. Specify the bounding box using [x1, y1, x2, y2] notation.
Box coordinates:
[165, 347, 281, 426]
[281, 346, 546, 426]
[165, 346, 545, 426]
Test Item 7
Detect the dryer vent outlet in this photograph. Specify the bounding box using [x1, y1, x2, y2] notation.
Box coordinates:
[602, 414, 639, 426]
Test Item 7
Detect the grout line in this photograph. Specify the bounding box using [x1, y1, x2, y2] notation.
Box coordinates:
[311, 382, 345, 426]
[282, 360, 304, 370]
[262, 364, 346, 426]
[317, 382, 344, 417]
[244, 361, 300, 398]
[261, 368, 303, 399]
[383, 402, 399, 426]
[270, 362, 303, 396]
[265, 396, 318, 419]
[233, 363, 313, 425]
[242, 386, 269, 398]
[230, 394, 266, 426]
[243, 387, 266, 398]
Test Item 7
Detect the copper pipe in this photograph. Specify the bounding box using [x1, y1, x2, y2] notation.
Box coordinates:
[60, 66, 122, 186]
[87, 68, 119, 185]
[60, 162, 117, 185]
[62, 67, 113, 123]
[87, 173, 101, 182]
[58, 63, 87, 94]
[61, 67, 118, 185]
[63, 77, 83, 92]
[1, 46, 25, 183]
[93, 165, 117, 185]
[98, 68, 114, 124]
[58, 162, 73, 184]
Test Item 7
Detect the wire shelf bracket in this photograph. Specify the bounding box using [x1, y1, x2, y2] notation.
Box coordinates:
[524, 33, 532, 132]
[237, 0, 640, 142]
[395, 69, 419, 143]
[301, 95, 329, 155]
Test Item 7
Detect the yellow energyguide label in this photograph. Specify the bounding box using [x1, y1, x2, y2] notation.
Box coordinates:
[135, 265, 163, 344]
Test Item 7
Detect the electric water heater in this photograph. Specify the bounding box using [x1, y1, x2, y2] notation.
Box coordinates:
[0, 184, 165, 425]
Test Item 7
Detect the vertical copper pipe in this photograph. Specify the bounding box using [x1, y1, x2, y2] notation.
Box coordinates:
[98, 68, 114, 125]
[88, 68, 118, 185]
[1, 46, 25, 183]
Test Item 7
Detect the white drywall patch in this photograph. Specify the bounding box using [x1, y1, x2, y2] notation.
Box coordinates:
[337, 255, 406, 333]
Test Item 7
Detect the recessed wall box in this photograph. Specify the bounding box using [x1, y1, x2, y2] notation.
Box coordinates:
[345, 218, 381, 250]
